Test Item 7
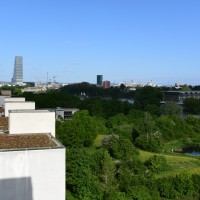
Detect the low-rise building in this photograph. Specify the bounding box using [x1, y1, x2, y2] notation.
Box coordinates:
[4, 97, 25, 103]
[164, 91, 200, 104]
[4, 101, 35, 117]
[9, 110, 56, 137]
[55, 107, 79, 120]
[0, 133, 65, 200]
[1, 96, 25, 108]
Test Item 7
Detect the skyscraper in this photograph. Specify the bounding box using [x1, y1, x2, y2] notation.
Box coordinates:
[12, 56, 23, 85]
[97, 75, 103, 86]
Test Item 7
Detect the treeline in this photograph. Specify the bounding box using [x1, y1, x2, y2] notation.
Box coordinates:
[22, 91, 133, 117]
[3, 83, 200, 115]
[60, 82, 135, 99]
[22, 86, 165, 117]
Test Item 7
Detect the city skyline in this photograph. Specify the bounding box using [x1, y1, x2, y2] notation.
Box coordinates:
[0, 1, 200, 85]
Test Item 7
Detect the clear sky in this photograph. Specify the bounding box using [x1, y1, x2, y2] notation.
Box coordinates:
[0, 0, 200, 85]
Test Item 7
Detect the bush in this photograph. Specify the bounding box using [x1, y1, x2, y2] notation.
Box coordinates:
[135, 134, 162, 152]
[102, 135, 139, 160]
[144, 155, 170, 173]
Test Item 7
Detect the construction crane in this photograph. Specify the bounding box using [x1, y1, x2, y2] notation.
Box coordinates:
[53, 76, 57, 83]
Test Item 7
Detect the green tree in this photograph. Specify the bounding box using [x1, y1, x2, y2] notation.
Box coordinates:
[174, 173, 195, 197]
[13, 88, 22, 95]
[192, 174, 200, 196]
[157, 177, 178, 199]
[57, 110, 98, 148]
[119, 84, 126, 91]
[106, 113, 128, 128]
[156, 115, 175, 141]
[102, 135, 139, 160]
[138, 112, 156, 137]
[184, 98, 200, 114]
[144, 155, 170, 174]
[161, 101, 183, 117]
[180, 84, 191, 91]
[133, 86, 163, 110]
[134, 112, 163, 152]
[130, 185, 151, 200]
[135, 134, 162, 152]
[66, 149, 103, 200]
[91, 149, 122, 199]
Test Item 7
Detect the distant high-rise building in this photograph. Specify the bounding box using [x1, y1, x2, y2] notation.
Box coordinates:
[97, 75, 103, 86]
[12, 56, 23, 85]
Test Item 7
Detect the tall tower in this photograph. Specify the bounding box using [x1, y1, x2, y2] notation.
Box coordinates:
[97, 75, 103, 86]
[12, 56, 23, 85]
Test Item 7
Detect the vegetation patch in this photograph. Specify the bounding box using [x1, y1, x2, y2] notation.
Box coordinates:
[0, 134, 58, 149]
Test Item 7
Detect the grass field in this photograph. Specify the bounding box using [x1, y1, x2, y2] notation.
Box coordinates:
[93, 135, 200, 178]
[139, 149, 200, 178]
[93, 134, 106, 147]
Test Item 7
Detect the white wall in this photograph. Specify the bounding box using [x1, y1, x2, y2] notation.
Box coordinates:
[4, 97, 25, 102]
[9, 110, 56, 137]
[0, 96, 9, 106]
[4, 102, 35, 117]
[0, 148, 65, 200]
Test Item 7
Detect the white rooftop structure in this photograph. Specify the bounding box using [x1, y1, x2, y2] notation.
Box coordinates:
[9, 109, 56, 137]
[0, 133, 65, 200]
[4, 101, 35, 117]
[4, 97, 25, 102]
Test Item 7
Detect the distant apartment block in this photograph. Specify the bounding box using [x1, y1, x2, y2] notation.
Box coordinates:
[55, 107, 79, 120]
[4, 101, 35, 117]
[164, 91, 200, 104]
[9, 110, 56, 136]
[0, 133, 65, 200]
[103, 80, 111, 89]
[12, 56, 23, 85]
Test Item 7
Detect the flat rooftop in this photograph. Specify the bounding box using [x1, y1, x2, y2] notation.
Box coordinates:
[0, 133, 62, 150]
[0, 117, 8, 131]
[9, 109, 54, 113]
[0, 107, 4, 113]
[5, 101, 34, 103]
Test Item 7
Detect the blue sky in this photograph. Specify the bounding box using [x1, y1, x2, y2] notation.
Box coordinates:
[0, 0, 200, 85]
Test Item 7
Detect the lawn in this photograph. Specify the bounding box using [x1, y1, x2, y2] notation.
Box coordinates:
[93, 134, 106, 147]
[92, 134, 200, 178]
[139, 149, 200, 178]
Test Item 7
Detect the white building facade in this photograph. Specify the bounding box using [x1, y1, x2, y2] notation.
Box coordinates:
[0, 134, 65, 200]
[4, 97, 25, 103]
[4, 102, 35, 117]
[9, 110, 56, 137]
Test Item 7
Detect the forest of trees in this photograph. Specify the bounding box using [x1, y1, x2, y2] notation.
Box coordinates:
[1, 83, 200, 199]
[56, 108, 200, 199]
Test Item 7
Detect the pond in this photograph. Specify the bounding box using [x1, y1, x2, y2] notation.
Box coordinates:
[185, 151, 200, 156]
[182, 144, 200, 156]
